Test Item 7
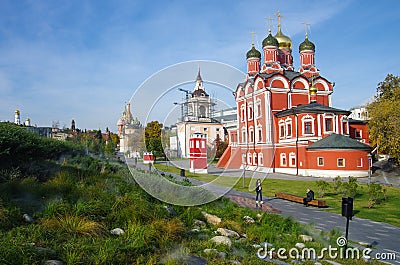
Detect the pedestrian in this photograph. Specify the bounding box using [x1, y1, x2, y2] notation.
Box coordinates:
[303, 188, 314, 207]
[255, 179, 263, 207]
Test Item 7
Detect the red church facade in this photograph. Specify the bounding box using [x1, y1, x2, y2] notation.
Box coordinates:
[217, 15, 371, 177]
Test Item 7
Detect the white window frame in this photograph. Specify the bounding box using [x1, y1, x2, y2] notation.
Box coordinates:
[247, 152, 252, 165]
[280, 153, 287, 167]
[286, 118, 292, 138]
[240, 104, 245, 122]
[241, 127, 247, 144]
[253, 153, 257, 166]
[302, 115, 315, 136]
[255, 99, 262, 118]
[279, 120, 285, 139]
[289, 152, 296, 167]
[341, 116, 349, 135]
[357, 158, 363, 168]
[249, 126, 254, 143]
[257, 125, 263, 143]
[258, 153, 264, 166]
[248, 102, 254, 121]
[337, 158, 345, 167]
[324, 115, 334, 133]
[317, 157, 324, 167]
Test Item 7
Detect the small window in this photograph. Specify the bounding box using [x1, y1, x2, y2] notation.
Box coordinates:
[289, 153, 296, 167]
[318, 157, 324, 166]
[248, 153, 252, 165]
[286, 123, 292, 137]
[280, 153, 287, 166]
[279, 124, 285, 138]
[355, 130, 362, 139]
[248, 106, 253, 120]
[216, 128, 220, 131]
[304, 121, 312, 134]
[342, 122, 348, 134]
[258, 129, 262, 142]
[337, 158, 345, 167]
[325, 118, 333, 132]
[258, 153, 264, 166]
[203, 128, 207, 131]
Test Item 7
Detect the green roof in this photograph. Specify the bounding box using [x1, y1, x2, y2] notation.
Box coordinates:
[307, 134, 371, 151]
[262, 33, 279, 48]
[246, 45, 261, 59]
[275, 102, 350, 117]
[299, 36, 315, 52]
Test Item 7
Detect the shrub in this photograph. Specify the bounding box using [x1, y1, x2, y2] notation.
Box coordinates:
[315, 180, 330, 198]
[333, 176, 342, 194]
[342, 177, 358, 197]
[367, 183, 386, 208]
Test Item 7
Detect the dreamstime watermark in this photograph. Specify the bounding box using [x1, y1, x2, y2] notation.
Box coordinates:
[257, 236, 397, 261]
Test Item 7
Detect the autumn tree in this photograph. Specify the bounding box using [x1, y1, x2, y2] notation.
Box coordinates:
[367, 74, 400, 163]
[144, 121, 165, 160]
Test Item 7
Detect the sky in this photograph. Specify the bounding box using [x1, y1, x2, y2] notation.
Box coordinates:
[0, 0, 399, 131]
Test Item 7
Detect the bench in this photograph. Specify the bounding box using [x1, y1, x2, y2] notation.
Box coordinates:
[275, 192, 327, 208]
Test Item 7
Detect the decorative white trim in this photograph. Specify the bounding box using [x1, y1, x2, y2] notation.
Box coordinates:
[317, 157, 324, 167]
[280, 153, 287, 167]
[289, 152, 296, 167]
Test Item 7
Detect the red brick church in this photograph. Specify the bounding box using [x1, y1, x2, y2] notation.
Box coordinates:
[217, 14, 371, 177]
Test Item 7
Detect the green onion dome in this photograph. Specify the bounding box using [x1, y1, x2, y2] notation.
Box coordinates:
[262, 32, 279, 48]
[299, 35, 315, 52]
[246, 44, 261, 59]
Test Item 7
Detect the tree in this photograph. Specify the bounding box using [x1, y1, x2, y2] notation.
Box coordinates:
[145, 121, 164, 160]
[367, 74, 400, 163]
[214, 135, 228, 159]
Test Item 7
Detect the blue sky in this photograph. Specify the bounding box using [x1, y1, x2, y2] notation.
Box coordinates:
[0, 0, 399, 131]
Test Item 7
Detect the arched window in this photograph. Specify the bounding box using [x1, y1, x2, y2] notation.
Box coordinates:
[249, 126, 254, 143]
[248, 103, 253, 120]
[341, 116, 348, 135]
[289, 152, 296, 167]
[240, 104, 245, 122]
[280, 153, 287, 166]
[199, 106, 206, 118]
[286, 118, 292, 138]
[241, 127, 247, 143]
[257, 125, 262, 143]
[258, 153, 264, 166]
[279, 120, 285, 138]
[256, 99, 262, 118]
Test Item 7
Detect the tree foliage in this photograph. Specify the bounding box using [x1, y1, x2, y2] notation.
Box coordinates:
[144, 121, 164, 160]
[0, 122, 81, 169]
[367, 74, 400, 163]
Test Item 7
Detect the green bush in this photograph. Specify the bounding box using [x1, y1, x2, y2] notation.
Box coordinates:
[315, 180, 330, 198]
[341, 177, 358, 197]
[367, 183, 387, 208]
[333, 176, 342, 194]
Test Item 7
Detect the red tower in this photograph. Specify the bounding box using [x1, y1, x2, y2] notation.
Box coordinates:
[189, 132, 208, 174]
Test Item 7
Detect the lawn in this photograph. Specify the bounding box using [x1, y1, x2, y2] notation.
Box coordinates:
[154, 163, 400, 227]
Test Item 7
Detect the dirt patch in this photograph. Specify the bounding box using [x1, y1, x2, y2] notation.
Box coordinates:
[225, 195, 281, 213]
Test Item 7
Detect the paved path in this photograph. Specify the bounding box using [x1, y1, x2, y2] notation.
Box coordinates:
[126, 157, 400, 264]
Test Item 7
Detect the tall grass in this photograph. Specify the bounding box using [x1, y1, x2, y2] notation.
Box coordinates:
[42, 215, 106, 237]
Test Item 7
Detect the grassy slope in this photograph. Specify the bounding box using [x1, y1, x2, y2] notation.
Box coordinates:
[154, 164, 400, 227]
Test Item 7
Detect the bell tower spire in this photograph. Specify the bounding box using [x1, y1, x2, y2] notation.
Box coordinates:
[246, 31, 261, 76]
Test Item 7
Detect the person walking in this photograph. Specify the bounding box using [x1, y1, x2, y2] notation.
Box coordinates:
[255, 179, 263, 207]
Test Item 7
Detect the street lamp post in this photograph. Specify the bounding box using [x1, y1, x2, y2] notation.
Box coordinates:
[367, 153, 372, 184]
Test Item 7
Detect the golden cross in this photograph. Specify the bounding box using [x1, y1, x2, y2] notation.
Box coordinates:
[266, 16, 273, 32]
[250, 31, 256, 45]
[275, 10, 283, 27]
[302, 20, 310, 37]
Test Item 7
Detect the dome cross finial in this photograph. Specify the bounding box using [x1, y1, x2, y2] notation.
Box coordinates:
[275, 10, 283, 32]
[265, 16, 273, 34]
[302, 20, 310, 38]
[250, 31, 256, 46]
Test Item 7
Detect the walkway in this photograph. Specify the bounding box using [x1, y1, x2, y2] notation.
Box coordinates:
[126, 157, 400, 264]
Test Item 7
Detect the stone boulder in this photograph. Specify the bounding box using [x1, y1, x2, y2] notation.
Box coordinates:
[23, 214, 34, 223]
[202, 211, 221, 225]
[110, 228, 125, 235]
[44, 261, 63, 265]
[299, 234, 313, 242]
[210, 236, 232, 248]
[163, 205, 177, 216]
[193, 219, 206, 227]
[243, 215, 255, 224]
[217, 228, 240, 239]
[295, 242, 306, 249]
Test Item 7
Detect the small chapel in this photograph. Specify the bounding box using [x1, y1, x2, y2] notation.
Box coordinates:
[217, 12, 371, 177]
